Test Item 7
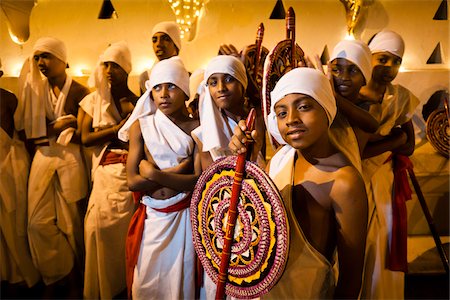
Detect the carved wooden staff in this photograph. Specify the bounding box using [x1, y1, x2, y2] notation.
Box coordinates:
[215, 108, 256, 300]
[407, 166, 449, 273]
[254, 23, 264, 85]
[286, 7, 296, 68]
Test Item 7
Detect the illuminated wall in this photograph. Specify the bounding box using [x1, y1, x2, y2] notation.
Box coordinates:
[1, 0, 449, 95]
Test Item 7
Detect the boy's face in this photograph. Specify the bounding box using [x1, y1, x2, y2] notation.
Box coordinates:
[103, 61, 128, 86]
[152, 32, 178, 61]
[371, 52, 402, 84]
[274, 93, 329, 151]
[152, 83, 187, 116]
[207, 73, 244, 113]
[330, 58, 365, 100]
[33, 51, 66, 79]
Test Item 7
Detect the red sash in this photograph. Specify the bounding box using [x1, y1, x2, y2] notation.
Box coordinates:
[386, 154, 413, 272]
[99, 150, 128, 166]
[125, 192, 191, 299]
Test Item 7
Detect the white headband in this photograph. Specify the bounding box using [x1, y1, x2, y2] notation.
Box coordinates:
[33, 37, 67, 64]
[152, 21, 182, 51]
[369, 30, 405, 58]
[101, 41, 132, 74]
[118, 56, 189, 142]
[330, 39, 372, 83]
[268, 67, 337, 145]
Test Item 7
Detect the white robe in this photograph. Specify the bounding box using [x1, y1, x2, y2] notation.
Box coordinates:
[132, 110, 196, 300]
[360, 84, 419, 299]
[266, 145, 335, 299]
[0, 129, 40, 287]
[81, 90, 134, 299]
[26, 79, 88, 285]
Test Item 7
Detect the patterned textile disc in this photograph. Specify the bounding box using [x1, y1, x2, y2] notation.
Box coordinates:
[426, 108, 449, 158]
[191, 156, 289, 299]
[262, 40, 305, 149]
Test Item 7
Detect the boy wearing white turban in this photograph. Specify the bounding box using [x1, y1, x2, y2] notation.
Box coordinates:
[80, 41, 138, 299]
[122, 56, 199, 300]
[15, 37, 90, 296]
[230, 67, 368, 299]
[139, 21, 182, 95]
[0, 60, 40, 291]
[359, 30, 420, 299]
[328, 39, 379, 173]
[192, 55, 265, 171]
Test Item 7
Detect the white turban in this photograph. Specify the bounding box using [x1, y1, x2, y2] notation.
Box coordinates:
[33, 37, 67, 64]
[152, 21, 182, 51]
[101, 41, 132, 74]
[199, 55, 248, 152]
[330, 39, 372, 83]
[118, 57, 189, 142]
[268, 67, 337, 145]
[369, 30, 405, 59]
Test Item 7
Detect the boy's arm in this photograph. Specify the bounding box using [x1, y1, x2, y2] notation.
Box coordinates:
[144, 146, 202, 191]
[362, 127, 407, 159]
[332, 169, 368, 299]
[126, 121, 160, 192]
[391, 120, 415, 156]
[335, 93, 379, 133]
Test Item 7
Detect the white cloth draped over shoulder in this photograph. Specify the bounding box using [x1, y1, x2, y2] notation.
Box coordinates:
[0, 129, 40, 287]
[132, 110, 196, 300]
[266, 145, 335, 299]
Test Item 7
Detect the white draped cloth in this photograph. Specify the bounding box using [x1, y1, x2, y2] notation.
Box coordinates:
[81, 88, 133, 300]
[0, 129, 40, 287]
[360, 83, 419, 299]
[266, 145, 336, 299]
[132, 109, 196, 300]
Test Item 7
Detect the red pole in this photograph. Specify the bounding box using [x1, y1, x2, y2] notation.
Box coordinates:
[215, 108, 256, 300]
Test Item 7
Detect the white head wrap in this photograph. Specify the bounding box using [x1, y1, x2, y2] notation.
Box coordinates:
[152, 21, 182, 52]
[85, 42, 133, 128]
[101, 41, 132, 74]
[33, 37, 67, 64]
[368, 30, 405, 58]
[118, 56, 189, 141]
[199, 55, 248, 152]
[268, 67, 337, 145]
[330, 39, 372, 83]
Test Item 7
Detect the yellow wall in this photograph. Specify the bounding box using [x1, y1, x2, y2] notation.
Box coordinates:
[1, 0, 449, 95]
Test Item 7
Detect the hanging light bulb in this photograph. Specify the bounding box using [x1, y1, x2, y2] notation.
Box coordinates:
[167, 0, 205, 41]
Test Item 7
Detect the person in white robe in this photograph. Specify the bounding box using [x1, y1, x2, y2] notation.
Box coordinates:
[15, 37, 90, 296]
[328, 39, 378, 173]
[80, 41, 138, 299]
[359, 30, 420, 299]
[230, 67, 368, 299]
[1, 61, 40, 291]
[138, 21, 181, 95]
[120, 56, 200, 300]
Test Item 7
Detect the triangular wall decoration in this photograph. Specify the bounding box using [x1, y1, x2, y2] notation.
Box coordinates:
[269, 0, 286, 19]
[320, 45, 330, 65]
[433, 0, 448, 20]
[427, 42, 443, 64]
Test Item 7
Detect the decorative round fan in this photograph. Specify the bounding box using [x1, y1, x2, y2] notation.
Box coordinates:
[426, 108, 449, 158]
[190, 156, 289, 299]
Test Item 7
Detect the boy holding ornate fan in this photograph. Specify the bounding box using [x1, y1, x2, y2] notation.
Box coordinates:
[230, 67, 368, 299]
